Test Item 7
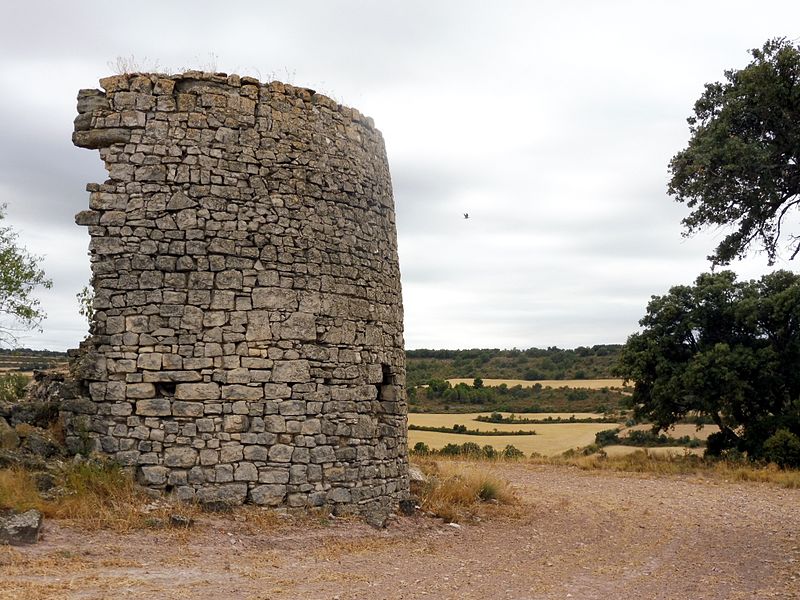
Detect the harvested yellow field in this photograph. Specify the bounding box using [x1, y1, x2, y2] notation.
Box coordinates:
[446, 378, 626, 389]
[624, 423, 718, 441]
[408, 422, 616, 456]
[409, 412, 603, 433]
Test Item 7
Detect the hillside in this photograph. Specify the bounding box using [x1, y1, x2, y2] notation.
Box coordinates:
[406, 345, 622, 387]
[0, 349, 68, 372]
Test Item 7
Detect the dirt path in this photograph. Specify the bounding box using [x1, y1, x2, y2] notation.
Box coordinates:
[2, 463, 799, 599]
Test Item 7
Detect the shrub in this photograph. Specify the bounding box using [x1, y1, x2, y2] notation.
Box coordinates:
[412, 441, 430, 455]
[595, 428, 620, 446]
[0, 372, 29, 401]
[762, 429, 800, 468]
[501, 445, 524, 459]
[459, 442, 483, 457]
[439, 443, 463, 456]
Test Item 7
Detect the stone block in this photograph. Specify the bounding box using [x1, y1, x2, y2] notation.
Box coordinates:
[135, 398, 171, 416]
[272, 360, 311, 383]
[276, 312, 316, 341]
[249, 484, 287, 506]
[0, 510, 43, 546]
[234, 462, 258, 481]
[126, 383, 156, 399]
[172, 401, 204, 417]
[252, 287, 297, 310]
[196, 483, 247, 506]
[175, 383, 220, 400]
[243, 445, 268, 461]
[223, 414, 249, 433]
[222, 385, 263, 400]
[263, 383, 291, 399]
[164, 446, 197, 468]
[268, 444, 293, 462]
[138, 465, 168, 486]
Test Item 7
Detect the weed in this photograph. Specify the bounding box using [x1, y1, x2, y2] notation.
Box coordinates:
[0, 372, 29, 401]
[412, 458, 517, 523]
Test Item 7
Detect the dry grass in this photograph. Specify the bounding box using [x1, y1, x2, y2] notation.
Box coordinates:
[447, 378, 626, 389]
[533, 450, 800, 488]
[0, 463, 202, 532]
[412, 458, 518, 523]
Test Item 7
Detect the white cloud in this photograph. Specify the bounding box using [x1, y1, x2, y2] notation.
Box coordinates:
[0, 0, 798, 350]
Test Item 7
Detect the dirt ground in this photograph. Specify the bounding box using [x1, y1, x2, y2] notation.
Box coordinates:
[2, 462, 799, 599]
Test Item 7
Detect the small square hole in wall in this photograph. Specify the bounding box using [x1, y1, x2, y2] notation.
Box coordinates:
[156, 382, 176, 397]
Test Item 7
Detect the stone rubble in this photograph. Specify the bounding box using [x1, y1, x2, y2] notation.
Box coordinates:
[64, 71, 409, 515]
[0, 509, 43, 546]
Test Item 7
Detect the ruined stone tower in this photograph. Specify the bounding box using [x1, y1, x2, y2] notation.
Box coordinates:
[65, 71, 408, 512]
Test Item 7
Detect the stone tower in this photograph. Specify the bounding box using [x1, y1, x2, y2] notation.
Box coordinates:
[66, 71, 408, 513]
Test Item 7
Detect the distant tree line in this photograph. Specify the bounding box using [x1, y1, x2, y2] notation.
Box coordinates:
[410, 378, 626, 414]
[406, 345, 622, 387]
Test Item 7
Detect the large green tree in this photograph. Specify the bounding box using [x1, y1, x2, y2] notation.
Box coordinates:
[0, 206, 51, 346]
[668, 38, 800, 265]
[616, 270, 800, 463]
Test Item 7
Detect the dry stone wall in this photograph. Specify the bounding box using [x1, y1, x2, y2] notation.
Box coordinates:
[66, 71, 408, 513]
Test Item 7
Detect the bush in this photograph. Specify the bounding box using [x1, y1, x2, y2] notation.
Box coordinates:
[459, 442, 483, 457]
[482, 445, 498, 459]
[762, 429, 800, 468]
[0, 372, 29, 401]
[705, 430, 740, 457]
[501, 445, 524, 459]
[595, 429, 620, 446]
[412, 441, 430, 455]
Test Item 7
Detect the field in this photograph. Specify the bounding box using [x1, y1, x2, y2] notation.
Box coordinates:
[408, 413, 714, 456]
[408, 412, 614, 455]
[625, 422, 718, 441]
[447, 377, 626, 389]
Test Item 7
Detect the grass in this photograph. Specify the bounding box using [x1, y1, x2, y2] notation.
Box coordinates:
[0, 462, 202, 532]
[412, 458, 518, 523]
[532, 449, 800, 488]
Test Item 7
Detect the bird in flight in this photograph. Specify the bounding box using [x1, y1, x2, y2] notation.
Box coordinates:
[463, 213, 470, 219]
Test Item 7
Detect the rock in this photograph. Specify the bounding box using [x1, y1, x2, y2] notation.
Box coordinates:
[33, 472, 57, 492]
[398, 499, 417, 516]
[21, 429, 62, 458]
[364, 506, 390, 529]
[249, 484, 287, 506]
[72, 128, 131, 149]
[0, 509, 43, 545]
[408, 466, 427, 484]
[196, 483, 247, 507]
[169, 514, 194, 528]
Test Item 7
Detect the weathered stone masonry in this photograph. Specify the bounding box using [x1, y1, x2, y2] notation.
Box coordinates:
[65, 71, 409, 512]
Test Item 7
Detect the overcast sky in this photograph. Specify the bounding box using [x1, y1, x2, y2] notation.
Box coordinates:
[1, 1, 798, 351]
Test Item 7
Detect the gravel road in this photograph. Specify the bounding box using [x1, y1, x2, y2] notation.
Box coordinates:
[2, 462, 798, 599]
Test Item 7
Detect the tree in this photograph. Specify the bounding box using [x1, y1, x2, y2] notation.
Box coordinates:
[616, 270, 800, 463]
[668, 38, 800, 265]
[0, 206, 52, 346]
